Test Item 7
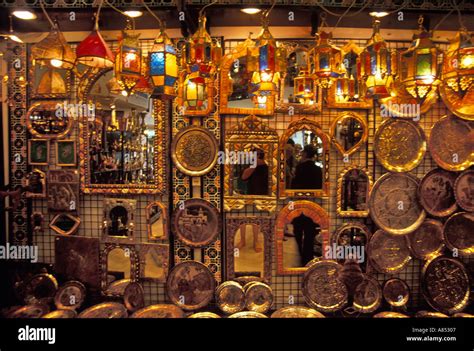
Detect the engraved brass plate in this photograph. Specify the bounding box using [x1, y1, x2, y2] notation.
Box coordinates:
[271, 306, 325, 318]
[130, 304, 184, 318]
[418, 168, 458, 217]
[244, 281, 273, 314]
[216, 281, 245, 315]
[407, 219, 444, 260]
[382, 278, 410, 307]
[228, 311, 268, 318]
[368, 229, 411, 274]
[54, 281, 86, 310]
[78, 302, 128, 318]
[188, 312, 221, 318]
[353, 276, 382, 314]
[454, 169, 474, 212]
[43, 310, 77, 319]
[443, 212, 474, 256]
[373, 311, 409, 318]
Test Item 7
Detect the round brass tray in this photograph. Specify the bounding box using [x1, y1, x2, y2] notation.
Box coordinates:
[227, 311, 268, 318]
[244, 281, 273, 314]
[418, 168, 458, 217]
[452, 313, 474, 318]
[171, 125, 219, 176]
[368, 229, 411, 274]
[454, 169, 474, 212]
[415, 311, 449, 318]
[382, 278, 410, 307]
[43, 309, 77, 319]
[124, 282, 145, 312]
[373, 311, 409, 318]
[374, 118, 426, 172]
[353, 276, 382, 314]
[21, 273, 58, 305]
[54, 280, 86, 311]
[215, 281, 245, 315]
[271, 306, 325, 318]
[428, 114, 473, 171]
[130, 304, 184, 318]
[78, 302, 128, 319]
[406, 219, 444, 260]
[443, 212, 474, 256]
[172, 198, 221, 248]
[422, 256, 470, 315]
[188, 312, 221, 318]
[369, 172, 426, 235]
[302, 260, 348, 313]
[166, 261, 215, 311]
[6, 304, 50, 318]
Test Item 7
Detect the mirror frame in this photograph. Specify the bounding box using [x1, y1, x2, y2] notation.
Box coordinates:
[220, 38, 275, 116]
[224, 115, 279, 212]
[49, 213, 81, 236]
[100, 243, 140, 297]
[330, 222, 371, 264]
[276, 200, 329, 275]
[279, 118, 330, 198]
[78, 68, 167, 194]
[145, 201, 169, 242]
[27, 101, 74, 139]
[330, 111, 368, 157]
[102, 198, 137, 243]
[226, 217, 273, 282]
[25, 169, 47, 198]
[139, 243, 169, 282]
[337, 165, 373, 217]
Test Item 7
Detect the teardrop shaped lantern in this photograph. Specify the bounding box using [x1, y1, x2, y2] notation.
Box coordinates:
[311, 31, 342, 88]
[149, 27, 178, 98]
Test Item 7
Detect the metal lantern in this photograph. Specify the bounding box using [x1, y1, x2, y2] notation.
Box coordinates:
[311, 31, 342, 88]
[183, 72, 207, 110]
[359, 19, 397, 99]
[293, 70, 315, 104]
[31, 25, 76, 70]
[115, 30, 142, 95]
[149, 28, 178, 98]
[439, 29, 474, 120]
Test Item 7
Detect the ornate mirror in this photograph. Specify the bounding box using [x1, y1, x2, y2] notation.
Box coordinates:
[276, 201, 329, 275]
[224, 115, 279, 212]
[330, 223, 371, 268]
[139, 243, 169, 282]
[146, 201, 168, 241]
[25, 169, 46, 198]
[330, 112, 368, 157]
[27, 101, 73, 139]
[279, 118, 330, 197]
[101, 244, 139, 297]
[78, 68, 167, 194]
[102, 198, 136, 243]
[220, 37, 275, 115]
[226, 217, 273, 282]
[49, 213, 81, 236]
[337, 165, 373, 217]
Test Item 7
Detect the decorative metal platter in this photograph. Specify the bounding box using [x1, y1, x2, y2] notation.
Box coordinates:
[244, 281, 273, 314]
[373, 311, 409, 318]
[382, 278, 410, 307]
[353, 276, 382, 313]
[188, 312, 221, 318]
[166, 261, 215, 311]
[422, 256, 470, 315]
[227, 311, 268, 318]
[369, 172, 426, 235]
[406, 219, 445, 260]
[21, 273, 58, 305]
[171, 125, 219, 176]
[271, 306, 325, 318]
[368, 229, 411, 274]
[443, 212, 474, 256]
[43, 309, 77, 319]
[302, 260, 348, 313]
[6, 304, 50, 318]
[124, 282, 145, 312]
[374, 118, 426, 172]
[130, 304, 184, 318]
[215, 281, 245, 315]
[428, 115, 473, 171]
[415, 311, 449, 318]
[172, 198, 221, 248]
[54, 280, 86, 310]
[418, 168, 458, 217]
[78, 302, 128, 319]
[454, 169, 474, 212]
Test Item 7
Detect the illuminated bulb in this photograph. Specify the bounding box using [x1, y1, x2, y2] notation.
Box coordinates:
[188, 81, 196, 89]
[50, 59, 63, 68]
[260, 71, 273, 82]
[9, 35, 23, 43]
[121, 90, 128, 97]
[461, 55, 474, 68]
[12, 10, 37, 20]
[241, 8, 261, 15]
[369, 12, 389, 18]
[390, 91, 397, 97]
[353, 94, 359, 99]
[257, 95, 267, 104]
[124, 10, 143, 18]
[421, 77, 434, 85]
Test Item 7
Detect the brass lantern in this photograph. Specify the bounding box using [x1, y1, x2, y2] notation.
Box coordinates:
[311, 31, 342, 88]
[31, 24, 76, 70]
[114, 29, 142, 95]
[149, 27, 178, 98]
[294, 70, 315, 104]
[439, 29, 474, 120]
[359, 19, 397, 99]
[183, 72, 207, 110]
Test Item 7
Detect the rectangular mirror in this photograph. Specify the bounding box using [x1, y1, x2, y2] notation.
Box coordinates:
[139, 243, 169, 282]
[146, 201, 169, 241]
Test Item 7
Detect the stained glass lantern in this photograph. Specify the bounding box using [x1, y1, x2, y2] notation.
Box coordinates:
[358, 19, 397, 99]
[439, 29, 474, 120]
[114, 30, 142, 95]
[311, 31, 342, 88]
[294, 70, 315, 104]
[149, 28, 178, 98]
[183, 72, 207, 110]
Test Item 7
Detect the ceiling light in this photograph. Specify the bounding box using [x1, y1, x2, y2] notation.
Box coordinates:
[12, 10, 37, 20]
[7, 34, 23, 43]
[241, 8, 262, 15]
[124, 10, 143, 18]
[369, 11, 389, 18]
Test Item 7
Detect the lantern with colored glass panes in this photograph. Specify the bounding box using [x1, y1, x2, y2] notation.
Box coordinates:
[311, 31, 342, 88]
[294, 70, 315, 104]
[359, 19, 397, 99]
[183, 72, 207, 110]
[115, 30, 142, 95]
[149, 27, 178, 98]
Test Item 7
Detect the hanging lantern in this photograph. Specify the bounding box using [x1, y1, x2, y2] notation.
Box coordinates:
[358, 19, 397, 99]
[114, 29, 142, 95]
[31, 24, 76, 70]
[439, 29, 474, 120]
[293, 69, 315, 104]
[183, 72, 207, 110]
[149, 27, 178, 98]
[311, 31, 342, 88]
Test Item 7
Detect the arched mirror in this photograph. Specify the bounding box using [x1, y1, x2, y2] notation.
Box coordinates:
[146, 201, 168, 241]
[337, 165, 373, 217]
[101, 244, 139, 297]
[276, 201, 329, 275]
[279, 118, 330, 197]
[330, 112, 368, 157]
[102, 198, 136, 243]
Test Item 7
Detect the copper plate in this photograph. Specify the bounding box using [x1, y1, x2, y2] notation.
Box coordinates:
[171, 126, 219, 176]
[54, 280, 86, 310]
[233, 276, 266, 286]
[166, 261, 215, 311]
[227, 311, 268, 318]
[172, 198, 221, 248]
[373, 311, 409, 318]
[369, 172, 426, 235]
[374, 118, 426, 172]
[406, 219, 445, 260]
[271, 306, 325, 318]
[428, 115, 473, 171]
[188, 312, 221, 318]
[418, 168, 458, 217]
[6, 304, 50, 318]
[124, 282, 145, 312]
[452, 313, 474, 318]
[21, 273, 58, 305]
[130, 304, 184, 318]
[422, 256, 470, 315]
[454, 169, 474, 212]
[353, 276, 382, 313]
[382, 278, 410, 307]
[368, 229, 411, 274]
[443, 212, 474, 256]
[215, 281, 245, 315]
[244, 281, 273, 314]
[302, 260, 348, 313]
[415, 311, 449, 318]
[43, 309, 77, 319]
[105, 279, 131, 296]
[78, 302, 128, 319]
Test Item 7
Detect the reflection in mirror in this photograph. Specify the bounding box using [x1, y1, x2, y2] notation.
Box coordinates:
[146, 202, 168, 241]
[227, 55, 255, 109]
[101, 244, 138, 296]
[285, 130, 323, 190]
[107, 247, 131, 284]
[49, 213, 81, 236]
[283, 49, 311, 104]
[232, 147, 269, 196]
[234, 224, 264, 276]
[330, 112, 367, 156]
[102, 198, 136, 242]
[283, 214, 322, 267]
[140, 244, 168, 281]
[337, 166, 372, 217]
